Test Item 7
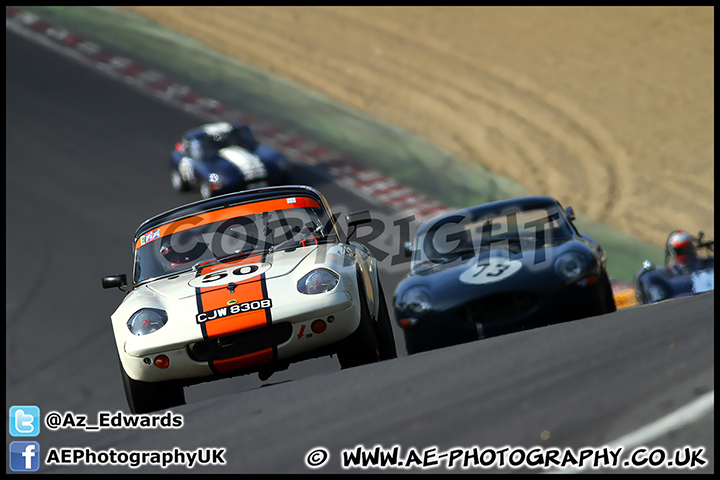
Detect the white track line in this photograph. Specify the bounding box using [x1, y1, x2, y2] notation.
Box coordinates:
[550, 390, 714, 473]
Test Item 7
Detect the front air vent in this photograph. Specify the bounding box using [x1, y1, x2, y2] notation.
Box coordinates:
[187, 322, 293, 362]
[464, 292, 538, 324]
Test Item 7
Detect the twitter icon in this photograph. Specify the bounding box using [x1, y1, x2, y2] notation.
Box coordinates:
[9, 406, 40, 437]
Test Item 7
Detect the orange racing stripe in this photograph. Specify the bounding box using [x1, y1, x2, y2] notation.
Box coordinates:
[195, 253, 276, 372]
[196, 253, 271, 340]
[200, 278, 268, 338]
[212, 348, 274, 374]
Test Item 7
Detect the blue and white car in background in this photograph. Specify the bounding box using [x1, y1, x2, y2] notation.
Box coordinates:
[634, 231, 714, 304]
[170, 121, 292, 199]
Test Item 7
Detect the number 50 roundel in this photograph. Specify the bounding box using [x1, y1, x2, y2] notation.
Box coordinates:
[459, 257, 522, 285]
[188, 263, 271, 288]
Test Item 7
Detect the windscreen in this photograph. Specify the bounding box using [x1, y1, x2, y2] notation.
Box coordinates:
[201, 123, 257, 155]
[132, 196, 332, 284]
[411, 205, 573, 269]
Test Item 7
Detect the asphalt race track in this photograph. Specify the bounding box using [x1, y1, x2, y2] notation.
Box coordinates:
[5, 29, 714, 473]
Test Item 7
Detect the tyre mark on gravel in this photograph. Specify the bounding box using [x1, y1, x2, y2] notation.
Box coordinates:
[316, 8, 631, 222]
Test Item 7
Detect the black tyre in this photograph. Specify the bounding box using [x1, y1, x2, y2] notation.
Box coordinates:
[170, 170, 190, 192]
[403, 335, 421, 355]
[645, 283, 669, 304]
[120, 362, 185, 414]
[600, 270, 617, 313]
[337, 286, 380, 369]
[374, 280, 397, 360]
[200, 182, 213, 199]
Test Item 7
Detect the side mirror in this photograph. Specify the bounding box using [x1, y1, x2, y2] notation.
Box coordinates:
[565, 206, 576, 222]
[102, 274, 129, 292]
[403, 241, 413, 257]
[345, 210, 372, 242]
[641, 260, 655, 271]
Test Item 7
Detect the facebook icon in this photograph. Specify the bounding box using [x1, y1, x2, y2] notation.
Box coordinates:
[9, 441, 41, 472]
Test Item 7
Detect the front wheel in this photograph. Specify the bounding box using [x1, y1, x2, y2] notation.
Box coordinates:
[200, 182, 213, 199]
[337, 289, 380, 369]
[170, 170, 189, 192]
[403, 335, 422, 355]
[600, 270, 617, 313]
[120, 362, 185, 414]
[374, 280, 397, 360]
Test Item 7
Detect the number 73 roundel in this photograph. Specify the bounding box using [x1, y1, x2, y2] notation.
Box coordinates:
[459, 257, 523, 285]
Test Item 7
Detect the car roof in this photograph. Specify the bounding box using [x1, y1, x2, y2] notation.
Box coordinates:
[134, 185, 328, 241]
[183, 121, 246, 139]
[415, 195, 565, 235]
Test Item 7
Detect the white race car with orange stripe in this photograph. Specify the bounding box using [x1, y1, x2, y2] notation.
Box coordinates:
[102, 186, 396, 413]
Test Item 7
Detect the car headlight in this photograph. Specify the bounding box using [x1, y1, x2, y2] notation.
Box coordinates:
[208, 173, 222, 191]
[554, 251, 588, 280]
[399, 286, 432, 315]
[127, 308, 168, 336]
[297, 269, 339, 295]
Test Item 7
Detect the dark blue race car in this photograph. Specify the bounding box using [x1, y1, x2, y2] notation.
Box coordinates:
[170, 122, 292, 199]
[393, 196, 616, 354]
[634, 230, 714, 304]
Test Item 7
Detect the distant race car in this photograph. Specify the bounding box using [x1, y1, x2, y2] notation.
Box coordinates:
[102, 185, 396, 413]
[393, 196, 616, 354]
[634, 230, 714, 304]
[170, 121, 292, 198]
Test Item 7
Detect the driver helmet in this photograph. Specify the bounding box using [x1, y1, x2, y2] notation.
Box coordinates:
[160, 235, 187, 267]
[667, 230, 696, 266]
